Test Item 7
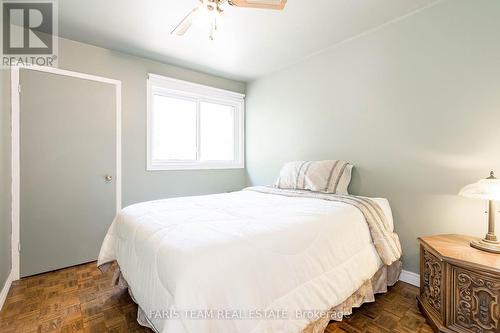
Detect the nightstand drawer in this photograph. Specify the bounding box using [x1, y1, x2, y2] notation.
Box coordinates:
[449, 265, 500, 333]
[420, 246, 445, 321]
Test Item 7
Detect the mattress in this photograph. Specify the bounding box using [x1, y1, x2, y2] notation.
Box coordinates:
[98, 187, 400, 333]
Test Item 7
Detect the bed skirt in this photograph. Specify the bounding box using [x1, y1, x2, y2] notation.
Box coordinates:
[301, 260, 401, 333]
[104, 260, 402, 333]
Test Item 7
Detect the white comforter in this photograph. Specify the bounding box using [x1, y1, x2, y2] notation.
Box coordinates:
[98, 188, 396, 333]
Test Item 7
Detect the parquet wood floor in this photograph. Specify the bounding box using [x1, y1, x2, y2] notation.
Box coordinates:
[0, 262, 432, 333]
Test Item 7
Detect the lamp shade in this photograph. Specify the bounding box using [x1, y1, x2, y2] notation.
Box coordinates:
[459, 171, 500, 201]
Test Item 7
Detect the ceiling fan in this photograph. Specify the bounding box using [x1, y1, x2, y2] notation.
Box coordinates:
[171, 0, 287, 40]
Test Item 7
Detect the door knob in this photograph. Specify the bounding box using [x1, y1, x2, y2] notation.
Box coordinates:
[104, 175, 113, 182]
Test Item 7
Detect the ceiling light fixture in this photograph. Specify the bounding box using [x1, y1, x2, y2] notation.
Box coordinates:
[171, 0, 287, 40]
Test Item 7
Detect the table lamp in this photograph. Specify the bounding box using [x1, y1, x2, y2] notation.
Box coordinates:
[459, 171, 500, 254]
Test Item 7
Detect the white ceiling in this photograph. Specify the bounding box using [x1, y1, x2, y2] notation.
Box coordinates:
[58, 0, 437, 81]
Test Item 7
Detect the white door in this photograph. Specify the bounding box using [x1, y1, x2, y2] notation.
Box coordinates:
[18, 68, 120, 277]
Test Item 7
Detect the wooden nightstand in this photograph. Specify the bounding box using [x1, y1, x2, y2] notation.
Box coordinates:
[417, 234, 500, 333]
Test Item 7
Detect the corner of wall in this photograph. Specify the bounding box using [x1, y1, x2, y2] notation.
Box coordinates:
[0, 68, 13, 310]
[0, 271, 13, 311]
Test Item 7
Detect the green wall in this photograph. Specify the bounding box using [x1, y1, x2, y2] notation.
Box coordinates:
[0, 68, 11, 293]
[245, 0, 500, 274]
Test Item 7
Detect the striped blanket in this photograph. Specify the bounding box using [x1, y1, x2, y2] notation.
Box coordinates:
[245, 186, 402, 265]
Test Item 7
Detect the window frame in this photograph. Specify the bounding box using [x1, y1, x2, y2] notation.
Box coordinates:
[146, 73, 245, 171]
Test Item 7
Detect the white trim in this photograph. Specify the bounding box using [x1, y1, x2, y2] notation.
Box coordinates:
[10, 65, 122, 280]
[147, 73, 245, 101]
[399, 269, 420, 287]
[115, 82, 122, 210]
[11, 67, 20, 281]
[147, 161, 245, 171]
[0, 270, 14, 311]
[17, 65, 121, 85]
[146, 73, 245, 171]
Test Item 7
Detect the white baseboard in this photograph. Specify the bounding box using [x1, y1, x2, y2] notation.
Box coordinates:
[0, 270, 14, 311]
[399, 269, 420, 287]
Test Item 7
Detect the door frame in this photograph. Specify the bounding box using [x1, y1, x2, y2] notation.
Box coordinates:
[10, 65, 122, 280]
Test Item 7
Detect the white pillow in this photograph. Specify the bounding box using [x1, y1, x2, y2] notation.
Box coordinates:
[275, 160, 353, 194]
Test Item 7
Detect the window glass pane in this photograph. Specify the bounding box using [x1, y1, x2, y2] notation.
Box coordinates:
[152, 94, 197, 161]
[200, 102, 235, 161]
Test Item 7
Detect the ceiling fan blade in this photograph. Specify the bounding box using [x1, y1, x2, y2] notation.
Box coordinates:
[171, 7, 200, 36]
[228, 0, 287, 10]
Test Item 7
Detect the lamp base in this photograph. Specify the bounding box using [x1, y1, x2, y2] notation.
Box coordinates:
[470, 239, 500, 254]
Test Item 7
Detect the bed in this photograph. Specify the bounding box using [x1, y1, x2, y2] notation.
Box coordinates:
[97, 186, 402, 333]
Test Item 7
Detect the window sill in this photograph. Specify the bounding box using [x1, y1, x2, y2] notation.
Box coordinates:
[147, 162, 244, 171]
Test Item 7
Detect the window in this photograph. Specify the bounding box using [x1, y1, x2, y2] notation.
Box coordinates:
[147, 74, 245, 170]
